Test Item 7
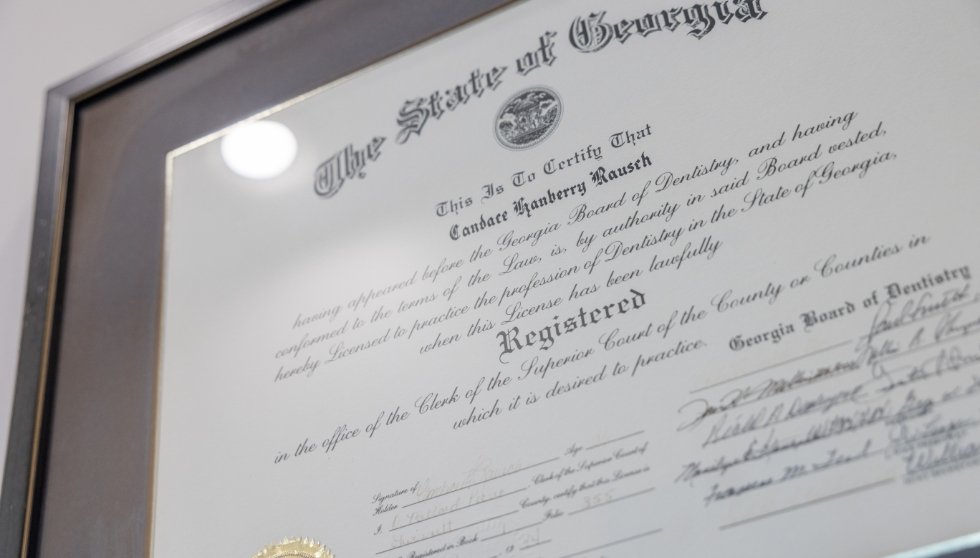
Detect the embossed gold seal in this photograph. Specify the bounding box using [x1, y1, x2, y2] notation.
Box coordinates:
[252, 538, 334, 558]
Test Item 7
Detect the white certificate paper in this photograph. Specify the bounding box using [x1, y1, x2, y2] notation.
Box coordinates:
[156, 1, 980, 556]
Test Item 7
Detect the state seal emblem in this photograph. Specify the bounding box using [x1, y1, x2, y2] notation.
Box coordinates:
[494, 86, 562, 150]
[252, 538, 334, 558]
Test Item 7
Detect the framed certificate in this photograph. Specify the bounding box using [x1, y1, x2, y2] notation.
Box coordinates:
[6, 1, 980, 557]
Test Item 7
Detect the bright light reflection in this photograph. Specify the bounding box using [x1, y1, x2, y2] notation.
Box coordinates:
[220, 120, 298, 180]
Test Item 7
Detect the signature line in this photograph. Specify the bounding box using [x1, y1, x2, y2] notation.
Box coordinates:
[376, 510, 518, 554]
[857, 296, 980, 341]
[404, 458, 558, 507]
[520, 539, 552, 551]
[569, 486, 656, 515]
[481, 520, 544, 541]
[690, 340, 852, 394]
[390, 488, 526, 531]
[877, 328, 980, 364]
[718, 478, 894, 531]
[586, 430, 646, 450]
[556, 528, 663, 558]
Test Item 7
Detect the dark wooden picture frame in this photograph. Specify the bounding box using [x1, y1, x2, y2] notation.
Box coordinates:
[0, 1, 513, 555]
[3, 0, 980, 556]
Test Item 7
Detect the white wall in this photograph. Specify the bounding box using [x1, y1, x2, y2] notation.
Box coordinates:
[0, 0, 226, 500]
